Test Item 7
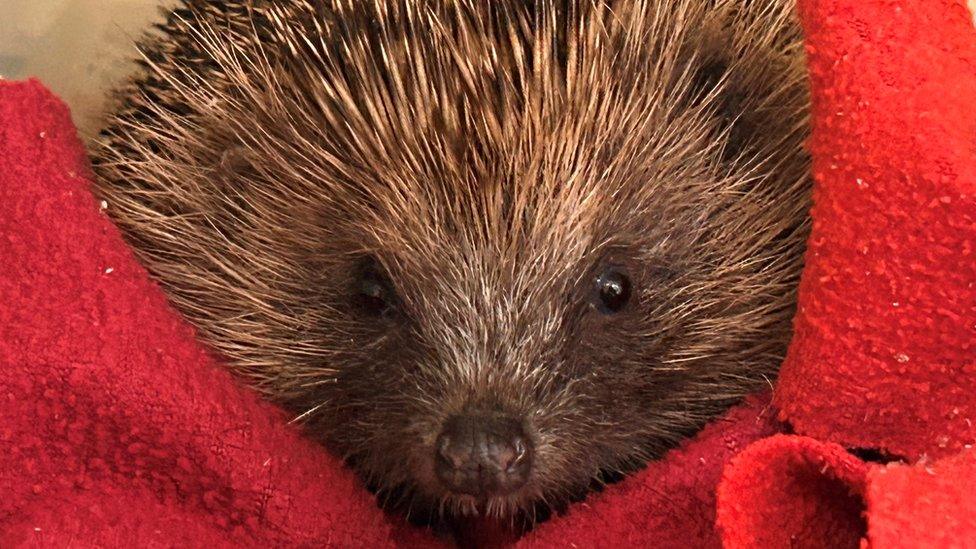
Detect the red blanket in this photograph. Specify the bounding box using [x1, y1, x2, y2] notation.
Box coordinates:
[1, 0, 975, 547]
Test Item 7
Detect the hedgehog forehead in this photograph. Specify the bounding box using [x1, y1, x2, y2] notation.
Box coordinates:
[376, 228, 591, 353]
[366, 181, 605, 290]
[345, 129, 683, 301]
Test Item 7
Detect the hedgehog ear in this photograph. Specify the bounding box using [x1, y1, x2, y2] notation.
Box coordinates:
[689, 56, 730, 98]
[685, 53, 752, 163]
[682, 4, 770, 164]
[685, 3, 806, 165]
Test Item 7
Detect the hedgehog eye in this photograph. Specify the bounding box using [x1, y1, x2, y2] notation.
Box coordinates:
[593, 268, 632, 314]
[354, 261, 396, 318]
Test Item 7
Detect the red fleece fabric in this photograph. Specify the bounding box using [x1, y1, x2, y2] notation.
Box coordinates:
[774, 0, 976, 460]
[718, 0, 976, 546]
[3, 0, 976, 546]
[717, 436, 871, 548]
[718, 436, 976, 548]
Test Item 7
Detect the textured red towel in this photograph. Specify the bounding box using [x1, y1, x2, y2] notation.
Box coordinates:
[774, 0, 976, 463]
[718, 435, 976, 548]
[719, 0, 976, 546]
[3, 0, 976, 546]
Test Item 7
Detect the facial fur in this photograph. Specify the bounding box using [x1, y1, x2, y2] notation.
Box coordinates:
[92, 0, 809, 521]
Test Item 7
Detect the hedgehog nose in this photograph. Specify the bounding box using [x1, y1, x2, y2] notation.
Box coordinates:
[434, 414, 532, 497]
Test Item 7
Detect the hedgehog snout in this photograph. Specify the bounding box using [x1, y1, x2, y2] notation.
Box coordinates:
[434, 413, 533, 497]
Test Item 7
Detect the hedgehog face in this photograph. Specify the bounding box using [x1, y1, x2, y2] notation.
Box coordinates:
[93, 0, 808, 521]
[322, 214, 707, 518]
[324, 232, 696, 515]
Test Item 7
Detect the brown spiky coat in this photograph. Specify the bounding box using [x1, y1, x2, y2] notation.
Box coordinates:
[93, 0, 809, 518]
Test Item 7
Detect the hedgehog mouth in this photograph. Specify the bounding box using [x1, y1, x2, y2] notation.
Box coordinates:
[369, 474, 541, 527]
[444, 490, 526, 513]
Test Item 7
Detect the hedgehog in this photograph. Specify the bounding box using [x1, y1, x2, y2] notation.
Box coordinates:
[91, 0, 809, 526]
